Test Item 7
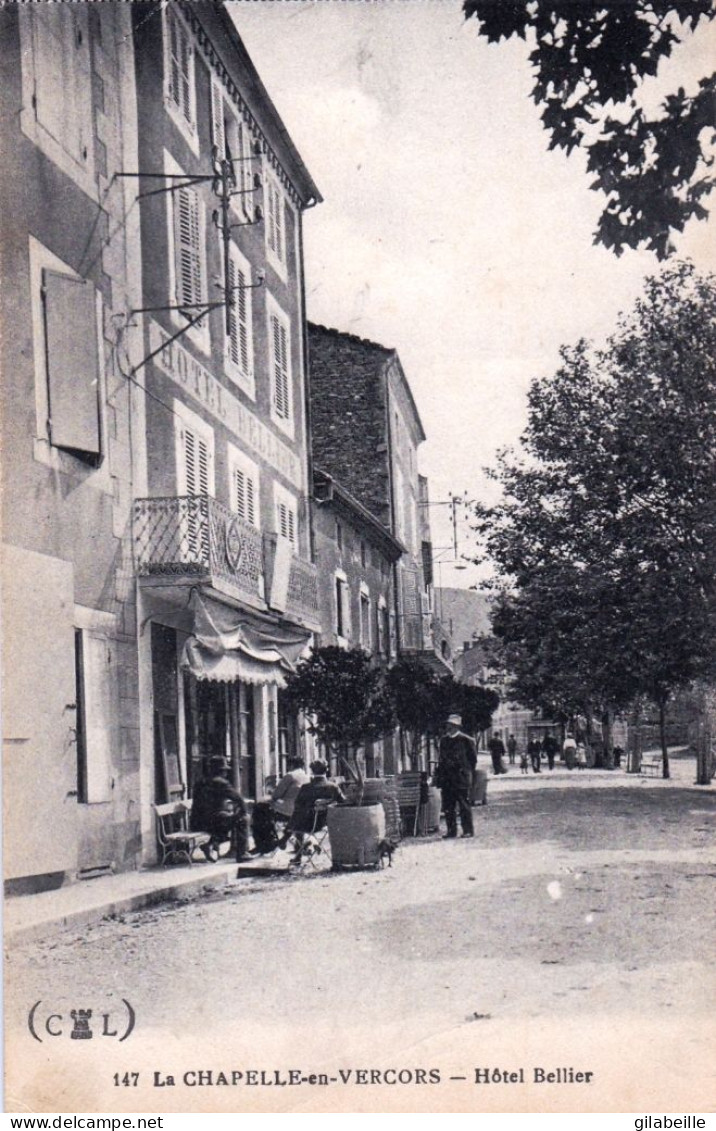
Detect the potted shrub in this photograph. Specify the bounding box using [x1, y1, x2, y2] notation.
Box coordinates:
[283, 646, 396, 868]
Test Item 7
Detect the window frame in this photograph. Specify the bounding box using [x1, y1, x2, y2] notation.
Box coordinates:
[227, 443, 260, 529]
[334, 569, 350, 643]
[173, 400, 215, 499]
[224, 241, 255, 397]
[163, 5, 198, 154]
[165, 151, 209, 355]
[266, 294, 293, 437]
[273, 481, 298, 547]
[264, 174, 288, 281]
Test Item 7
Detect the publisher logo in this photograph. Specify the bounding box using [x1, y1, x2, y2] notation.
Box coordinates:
[28, 999, 135, 1042]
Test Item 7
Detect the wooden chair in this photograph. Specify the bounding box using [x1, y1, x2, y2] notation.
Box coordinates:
[396, 772, 422, 837]
[154, 800, 212, 866]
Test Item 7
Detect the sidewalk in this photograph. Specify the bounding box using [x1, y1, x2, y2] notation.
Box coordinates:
[4, 857, 248, 946]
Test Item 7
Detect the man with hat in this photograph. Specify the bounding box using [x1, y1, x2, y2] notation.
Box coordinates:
[434, 714, 476, 839]
[190, 756, 248, 861]
[282, 760, 346, 861]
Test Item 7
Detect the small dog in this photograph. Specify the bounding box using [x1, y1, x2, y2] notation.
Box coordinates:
[377, 838, 395, 868]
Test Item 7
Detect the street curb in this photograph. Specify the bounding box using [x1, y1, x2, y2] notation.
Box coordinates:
[5, 863, 240, 947]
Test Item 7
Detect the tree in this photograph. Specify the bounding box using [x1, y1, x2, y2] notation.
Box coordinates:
[473, 262, 716, 777]
[463, 1, 716, 257]
[283, 647, 395, 799]
[386, 659, 454, 767]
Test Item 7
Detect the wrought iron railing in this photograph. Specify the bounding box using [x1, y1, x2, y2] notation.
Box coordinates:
[133, 496, 263, 601]
[285, 553, 320, 627]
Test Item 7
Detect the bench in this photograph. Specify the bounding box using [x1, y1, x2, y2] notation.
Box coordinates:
[640, 755, 662, 777]
[154, 800, 212, 866]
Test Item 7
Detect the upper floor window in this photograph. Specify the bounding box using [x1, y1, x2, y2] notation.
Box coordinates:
[19, 6, 94, 192]
[174, 400, 214, 498]
[274, 483, 298, 546]
[335, 572, 350, 640]
[267, 296, 293, 436]
[359, 586, 372, 651]
[265, 175, 287, 279]
[166, 152, 209, 354]
[163, 6, 197, 152]
[211, 78, 256, 220]
[225, 242, 255, 397]
[42, 269, 102, 466]
[228, 444, 260, 528]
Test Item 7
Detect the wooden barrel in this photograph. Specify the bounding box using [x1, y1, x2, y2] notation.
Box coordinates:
[361, 777, 401, 843]
[327, 804, 386, 869]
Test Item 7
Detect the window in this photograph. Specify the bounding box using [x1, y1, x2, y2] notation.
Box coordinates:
[74, 629, 113, 804]
[21, 6, 94, 186]
[225, 243, 254, 394]
[335, 573, 350, 640]
[211, 78, 256, 220]
[267, 297, 292, 433]
[174, 403, 214, 563]
[360, 541, 367, 568]
[228, 444, 259, 528]
[42, 269, 102, 464]
[166, 152, 209, 353]
[377, 598, 390, 659]
[274, 483, 298, 546]
[163, 6, 197, 149]
[265, 176, 286, 276]
[336, 521, 343, 551]
[360, 587, 372, 651]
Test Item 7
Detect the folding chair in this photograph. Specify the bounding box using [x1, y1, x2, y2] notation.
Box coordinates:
[288, 799, 334, 872]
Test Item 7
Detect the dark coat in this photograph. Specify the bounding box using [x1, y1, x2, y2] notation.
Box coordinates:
[435, 732, 476, 793]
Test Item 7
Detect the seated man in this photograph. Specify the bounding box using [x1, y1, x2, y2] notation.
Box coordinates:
[282, 760, 345, 860]
[250, 756, 309, 856]
[271, 755, 310, 822]
[191, 756, 248, 862]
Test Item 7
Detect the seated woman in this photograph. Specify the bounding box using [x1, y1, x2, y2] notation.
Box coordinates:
[191, 756, 248, 861]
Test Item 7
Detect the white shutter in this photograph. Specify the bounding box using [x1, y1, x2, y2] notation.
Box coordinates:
[227, 249, 251, 377]
[184, 429, 196, 495]
[267, 181, 285, 261]
[276, 500, 296, 545]
[241, 122, 254, 216]
[175, 186, 203, 310]
[178, 22, 192, 124]
[210, 76, 226, 160]
[271, 313, 290, 420]
[182, 427, 210, 497]
[233, 467, 256, 527]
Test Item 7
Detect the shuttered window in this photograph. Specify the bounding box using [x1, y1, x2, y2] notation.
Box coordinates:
[226, 244, 253, 390]
[265, 178, 285, 267]
[268, 301, 291, 426]
[43, 270, 101, 463]
[228, 445, 260, 529]
[360, 591, 372, 650]
[175, 406, 214, 564]
[164, 7, 195, 134]
[174, 185, 204, 314]
[183, 428, 211, 498]
[210, 76, 226, 162]
[31, 6, 92, 169]
[274, 484, 298, 546]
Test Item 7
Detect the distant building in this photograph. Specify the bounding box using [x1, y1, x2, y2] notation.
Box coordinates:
[312, 469, 405, 775]
[307, 323, 451, 676]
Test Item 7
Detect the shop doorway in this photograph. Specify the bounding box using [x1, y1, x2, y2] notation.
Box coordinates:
[184, 675, 257, 799]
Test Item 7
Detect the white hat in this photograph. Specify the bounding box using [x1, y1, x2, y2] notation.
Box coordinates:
[447, 713, 462, 726]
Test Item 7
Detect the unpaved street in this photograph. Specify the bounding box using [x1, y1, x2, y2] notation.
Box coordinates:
[6, 761, 716, 1114]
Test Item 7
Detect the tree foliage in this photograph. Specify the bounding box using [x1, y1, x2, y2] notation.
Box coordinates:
[463, 1, 716, 257]
[387, 658, 499, 761]
[283, 646, 395, 758]
[472, 262, 716, 775]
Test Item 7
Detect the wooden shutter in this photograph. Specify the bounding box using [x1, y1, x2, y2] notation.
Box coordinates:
[33, 8, 90, 165]
[43, 270, 101, 459]
[227, 251, 250, 376]
[233, 466, 257, 527]
[175, 186, 203, 310]
[210, 77, 226, 160]
[277, 499, 296, 545]
[183, 427, 210, 497]
[271, 313, 290, 420]
[267, 181, 285, 261]
[240, 121, 253, 216]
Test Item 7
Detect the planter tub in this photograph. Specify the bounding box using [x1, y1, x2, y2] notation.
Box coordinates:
[327, 804, 386, 870]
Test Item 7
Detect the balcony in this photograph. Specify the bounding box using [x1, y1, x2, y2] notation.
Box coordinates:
[263, 532, 321, 633]
[133, 496, 264, 608]
[399, 613, 453, 672]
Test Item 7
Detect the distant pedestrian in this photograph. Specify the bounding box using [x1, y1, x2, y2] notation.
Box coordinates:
[528, 738, 542, 773]
[543, 734, 558, 771]
[507, 734, 517, 765]
[520, 749, 529, 775]
[435, 714, 475, 839]
[488, 734, 507, 775]
[613, 745, 624, 769]
[563, 733, 577, 770]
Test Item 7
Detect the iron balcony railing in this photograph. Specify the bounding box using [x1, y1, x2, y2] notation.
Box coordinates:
[133, 496, 321, 629]
[133, 495, 263, 602]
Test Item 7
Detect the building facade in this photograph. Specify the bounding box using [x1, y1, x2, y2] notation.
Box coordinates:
[130, 2, 322, 856]
[307, 323, 451, 685]
[1, 3, 145, 891]
[312, 468, 404, 775]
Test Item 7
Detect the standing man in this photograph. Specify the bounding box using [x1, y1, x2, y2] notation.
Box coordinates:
[507, 734, 518, 765]
[543, 733, 558, 771]
[488, 732, 507, 775]
[529, 737, 542, 774]
[434, 714, 475, 839]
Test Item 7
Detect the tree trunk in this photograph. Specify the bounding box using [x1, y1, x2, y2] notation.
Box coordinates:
[695, 681, 714, 786]
[601, 706, 614, 770]
[658, 695, 670, 779]
[626, 699, 642, 773]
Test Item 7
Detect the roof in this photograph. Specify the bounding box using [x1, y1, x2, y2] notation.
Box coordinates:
[313, 469, 406, 562]
[211, 4, 322, 207]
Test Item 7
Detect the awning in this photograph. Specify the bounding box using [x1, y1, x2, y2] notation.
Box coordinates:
[180, 591, 311, 686]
